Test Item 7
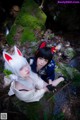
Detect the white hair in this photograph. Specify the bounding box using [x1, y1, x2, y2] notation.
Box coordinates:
[3, 46, 29, 76]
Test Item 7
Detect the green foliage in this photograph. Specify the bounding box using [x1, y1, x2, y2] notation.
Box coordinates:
[12, 98, 42, 120]
[7, 25, 17, 45]
[56, 63, 70, 79]
[7, 0, 46, 44]
[21, 27, 36, 43]
[16, 13, 44, 29]
[11, 93, 54, 120]
[3, 69, 12, 77]
[52, 112, 65, 120]
[64, 48, 76, 59]
[56, 63, 80, 86]
[72, 71, 80, 86]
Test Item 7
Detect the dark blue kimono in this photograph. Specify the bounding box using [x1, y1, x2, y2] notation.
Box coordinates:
[28, 57, 55, 83]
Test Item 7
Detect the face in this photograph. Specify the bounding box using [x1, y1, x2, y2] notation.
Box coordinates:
[19, 64, 30, 78]
[37, 57, 48, 69]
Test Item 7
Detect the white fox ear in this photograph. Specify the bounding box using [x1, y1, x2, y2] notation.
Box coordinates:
[14, 46, 22, 56]
[3, 52, 12, 63]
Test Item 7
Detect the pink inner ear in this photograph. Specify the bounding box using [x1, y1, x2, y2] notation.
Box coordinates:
[5, 54, 12, 61]
[17, 49, 22, 56]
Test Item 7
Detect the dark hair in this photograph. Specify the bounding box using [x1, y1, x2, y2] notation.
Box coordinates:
[35, 47, 53, 63]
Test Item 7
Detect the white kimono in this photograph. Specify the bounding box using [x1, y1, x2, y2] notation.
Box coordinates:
[8, 71, 47, 102]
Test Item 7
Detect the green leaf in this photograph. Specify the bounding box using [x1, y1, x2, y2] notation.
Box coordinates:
[3, 69, 12, 76]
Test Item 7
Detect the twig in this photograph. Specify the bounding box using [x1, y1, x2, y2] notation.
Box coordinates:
[39, 0, 45, 9]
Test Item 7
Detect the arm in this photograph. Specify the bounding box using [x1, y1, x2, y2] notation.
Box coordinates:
[31, 72, 48, 89]
[8, 80, 48, 102]
[51, 77, 64, 87]
[8, 76, 56, 102]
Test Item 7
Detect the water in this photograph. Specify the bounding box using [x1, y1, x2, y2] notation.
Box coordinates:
[53, 85, 77, 115]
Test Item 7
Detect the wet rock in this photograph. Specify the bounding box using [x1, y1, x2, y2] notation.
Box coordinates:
[69, 56, 80, 71]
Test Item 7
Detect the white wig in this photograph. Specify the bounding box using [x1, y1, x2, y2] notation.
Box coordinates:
[3, 46, 29, 76]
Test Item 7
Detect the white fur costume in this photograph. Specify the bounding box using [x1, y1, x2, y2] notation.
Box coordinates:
[3, 46, 47, 102]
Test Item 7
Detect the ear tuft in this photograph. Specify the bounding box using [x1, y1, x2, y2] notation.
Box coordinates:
[17, 49, 22, 56]
[4, 53, 12, 62]
[14, 46, 22, 56]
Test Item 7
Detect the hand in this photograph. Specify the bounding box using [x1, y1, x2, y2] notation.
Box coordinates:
[46, 84, 55, 92]
[59, 77, 64, 81]
[49, 79, 53, 84]
[58, 75, 69, 83]
[58, 76, 66, 81]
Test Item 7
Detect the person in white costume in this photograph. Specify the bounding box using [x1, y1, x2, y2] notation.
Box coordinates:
[3, 46, 64, 102]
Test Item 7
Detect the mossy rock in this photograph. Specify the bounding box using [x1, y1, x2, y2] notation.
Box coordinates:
[10, 93, 54, 120]
[55, 62, 80, 86]
[7, 0, 46, 45]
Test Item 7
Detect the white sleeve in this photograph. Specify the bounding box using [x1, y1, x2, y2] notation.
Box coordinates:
[14, 88, 46, 102]
[8, 81, 15, 96]
[8, 81, 46, 102]
[31, 72, 48, 89]
[3, 76, 12, 87]
[3, 74, 18, 88]
[9, 74, 18, 81]
[30, 89, 46, 102]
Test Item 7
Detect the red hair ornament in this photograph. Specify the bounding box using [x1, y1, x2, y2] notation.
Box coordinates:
[51, 46, 57, 54]
[39, 41, 57, 54]
[39, 41, 47, 48]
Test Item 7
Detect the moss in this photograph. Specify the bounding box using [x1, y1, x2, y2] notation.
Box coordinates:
[7, 0, 46, 45]
[11, 93, 54, 120]
[21, 27, 37, 43]
[52, 112, 65, 120]
[7, 24, 17, 45]
[3, 69, 12, 75]
[56, 62, 80, 86]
